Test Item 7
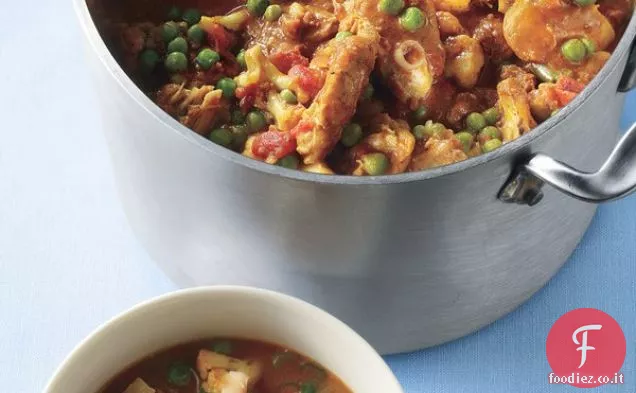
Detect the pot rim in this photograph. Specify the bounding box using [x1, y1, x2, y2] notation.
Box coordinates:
[75, 0, 636, 185]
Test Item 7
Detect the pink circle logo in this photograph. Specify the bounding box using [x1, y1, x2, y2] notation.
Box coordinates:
[546, 308, 626, 388]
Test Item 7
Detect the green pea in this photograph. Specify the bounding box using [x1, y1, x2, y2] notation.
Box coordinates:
[360, 153, 389, 175]
[482, 107, 499, 126]
[231, 125, 249, 150]
[246, 110, 267, 132]
[482, 138, 502, 153]
[167, 6, 181, 21]
[139, 49, 160, 73]
[421, 120, 446, 137]
[341, 123, 363, 147]
[574, 0, 596, 6]
[455, 131, 474, 152]
[399, 7, 426, 32]
[300, 382, 317, 393]
[164, 52, 188, 73]
[232, 110, 246, 124]
[167, 37, 188, 54]
[336, 31, 353, 40]
[247, 0, 270, 16]
[480, 126, 501, 140]
[581, 38, 596, 55]
[187, 24, 205, 44]
[216, 77, 237, 98]
[361, 84, 374, 100]
[236, 49, 247, 69]
[280, 89, 298, 104]
[211, 339, 233, 355]
[277, 155, 300, 169]
[466, 112, 486, 132]
[412, 125, 427, 139]
[263, 4, 283, 21]
[378, 0, 404, 16]
[182, 8, 201, 26]
[561, 38, 587, 63]
[167, 362, 191, 386]
[162, 22, 180, 43]
[209, 128, 233, 147]
[412, 106, 428, 124]
[196, 48, 220, 70]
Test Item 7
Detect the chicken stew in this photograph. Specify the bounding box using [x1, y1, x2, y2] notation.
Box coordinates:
[91, 0, 633, 175]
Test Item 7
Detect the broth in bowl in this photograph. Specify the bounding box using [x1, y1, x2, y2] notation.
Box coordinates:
[103, 338, 350, 393]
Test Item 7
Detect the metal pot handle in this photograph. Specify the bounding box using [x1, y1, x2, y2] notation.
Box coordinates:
[499, 122, 636, 205]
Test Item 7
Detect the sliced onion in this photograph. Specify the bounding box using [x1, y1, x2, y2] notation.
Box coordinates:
[394, 40, 427, 71]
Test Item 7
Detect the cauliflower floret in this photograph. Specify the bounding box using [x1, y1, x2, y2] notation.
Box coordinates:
[200, 9, 250, 32]
[497, 77, 537, 141]
[409, 130, 468, 171]
[266, 91, 305, 131]
[444, 35, 485, 89]
[234, 46, 295, 92]
[155, 84, 225, 134]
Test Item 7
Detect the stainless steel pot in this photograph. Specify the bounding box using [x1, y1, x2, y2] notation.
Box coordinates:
[75, 0, 636, 354]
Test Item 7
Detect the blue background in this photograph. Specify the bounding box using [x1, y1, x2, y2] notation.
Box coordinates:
[0, 1, 634, 392]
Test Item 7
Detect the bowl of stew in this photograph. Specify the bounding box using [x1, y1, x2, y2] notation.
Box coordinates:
[44, 286, 403, 393]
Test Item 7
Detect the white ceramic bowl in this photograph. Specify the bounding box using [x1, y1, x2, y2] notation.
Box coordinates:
[44, 286, 404, 393]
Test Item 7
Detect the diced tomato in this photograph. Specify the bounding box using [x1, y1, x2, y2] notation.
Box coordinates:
[288, 65, 324, 99]
[252, 128, 297, 160]
[270, 49, 310, 73]
[236, 84, 259, 112]
[203, 23, 234, 54]
[290, 120, 314, 137]
[556, 76, 585, 93]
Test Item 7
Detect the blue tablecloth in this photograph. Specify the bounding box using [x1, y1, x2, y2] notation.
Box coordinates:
[0, 1, 634, 392]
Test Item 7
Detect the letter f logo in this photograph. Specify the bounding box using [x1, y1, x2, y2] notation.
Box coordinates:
[572, 324, 603, 368]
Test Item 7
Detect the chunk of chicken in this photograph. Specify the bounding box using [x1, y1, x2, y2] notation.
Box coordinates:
[203, 370, 250, 393]
[295, 18, 380, 164]
[444, 35, 485, 89]
[123, 378, 155, 393]
[472, 13, 513, 63]
[197, 350, 262, 385]
[345, 0, 445, 108]
[446, 92, 484, 129]
[503, 0, 615, 63]
[497, 77, 537, 141]
[156, 84, 226, 134]
[409, 130, 467, 171]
